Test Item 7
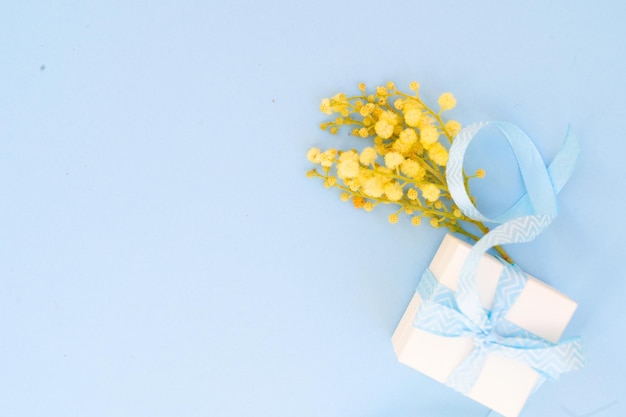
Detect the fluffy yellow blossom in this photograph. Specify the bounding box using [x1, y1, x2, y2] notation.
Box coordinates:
[362, 175, 385, 198]
[384, 182, 403, 201]
[346, 178, 360, 192]
[307, 147, 321, 163]
[404, 109, 421, 127]
[363, 201, 374, 211]
[411, 216, 421, 226]
[399, 128, 418, 146]
[384, 152, 404, 169]
[337, 159, 360, 179]
[320, 98, 332, 115]
[417, 115, 435, 129]
[320, 149, 336, 167]
[453, 208, 462, 217]
[375, 119, 394, 139]
[386, 81, 395, 89]
[421, 183, 441, 202]
[438, 92, 456, 111]
[330, 93, 349, 114]
[358, 127, 369, 138]
[400, 159, 424, 179]
[407, 188, 418, 200]
[376, 86, 388, 97]
[445, 120, 462, 137]
[394, 99, 404, 110]
[352, 196, 365, 208]
[392, 140, 410, 155]
[420, 126, 440, 148]
[476, 168, 486, 178]
[374, 143, 387, 155]
[324, 176, 336, 188]
[388, 213, 399, 224]
[358, 82, 366, 91]
[409, 81, 420, 91]
[359, 147, 377, 166]
[428, 142, 449, 166]
[340, 192, 350, 202]
[360, 103, 374, 117]
[430, 218, 440, 228]
[329, 126, 338, 135]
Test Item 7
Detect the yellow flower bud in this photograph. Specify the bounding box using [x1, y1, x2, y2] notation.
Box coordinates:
[438, 92, 456, 111]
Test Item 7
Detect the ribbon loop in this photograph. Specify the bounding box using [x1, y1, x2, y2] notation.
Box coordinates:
[446, 121, 578, 224]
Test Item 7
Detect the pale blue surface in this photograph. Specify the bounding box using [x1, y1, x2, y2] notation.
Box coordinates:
[1, 1, 624, 416]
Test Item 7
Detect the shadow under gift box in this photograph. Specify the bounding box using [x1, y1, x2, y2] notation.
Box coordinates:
[392, 234, 578, 417]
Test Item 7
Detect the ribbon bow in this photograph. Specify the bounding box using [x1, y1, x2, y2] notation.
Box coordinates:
[413, 122, 585, 394]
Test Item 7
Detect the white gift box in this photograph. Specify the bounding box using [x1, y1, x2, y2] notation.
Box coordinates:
[392, 234, 578, 417]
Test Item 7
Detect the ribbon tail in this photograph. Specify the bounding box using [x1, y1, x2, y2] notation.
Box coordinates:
[548, 126, 580, 194]
[490, 338, 585, 380]
[445, 348, 488, 394]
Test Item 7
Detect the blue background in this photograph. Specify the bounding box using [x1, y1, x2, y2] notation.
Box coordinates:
[1, 1, 624, 416]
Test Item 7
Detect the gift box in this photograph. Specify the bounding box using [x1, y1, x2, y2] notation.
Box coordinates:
[392, 234, 580, 417]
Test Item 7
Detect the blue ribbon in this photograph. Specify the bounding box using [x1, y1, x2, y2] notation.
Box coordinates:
[413, 122, 585, 395]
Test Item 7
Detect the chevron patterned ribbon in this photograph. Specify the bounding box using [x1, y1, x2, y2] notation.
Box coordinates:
[412, 122, 584, 395]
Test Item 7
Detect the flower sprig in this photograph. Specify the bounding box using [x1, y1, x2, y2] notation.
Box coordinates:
[306, 81, 513, 264]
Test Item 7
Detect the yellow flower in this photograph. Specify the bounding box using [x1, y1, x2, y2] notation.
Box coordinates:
[475, 168, 486, 178]
[430, 218, 440, 228]
[340, 192, 350, 202]
[384, 152, 404, 169]
[360, 103, 373, 117]
[320, 149, 336, 167]
[392, 140, 411, 155]
[337, 159, 360, 179]
[421, 183, 440, 202]
[411, 216, 421, 226]
[388, 213, 399, 224]
[404, 109, 421, 127]
[376, 86, 388, 97]
[400, 159, 424, 179]
[307, 147, 321, 163]
[363, 201, 374, 211]
[409, 81, 420, 91]
[320, 98, 332, 115]
[384, 182, 403, 201]
[445, 120, 462, 137]
[407, 188, 418, 200]
[386, 81, 395, 89]
[359, 147, 377, 166]
[358, 82, 366, 91]
[417, 115, 435, 129]
[428, 142, 449, 166]
[393, 99, 404, 110]
[362, 175, 385, 198]
[352, 196, 365, 209]
[358, 127, 369, 138]
[399, 128, 418, 146]
[438, 92, 456, 111]
[375, 119, 394, 139]
[420, 126, 439, 148]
